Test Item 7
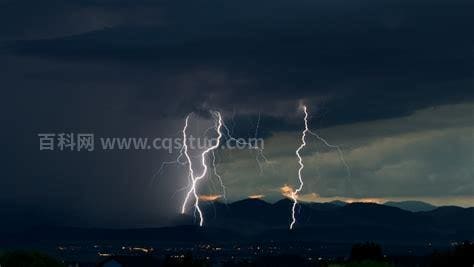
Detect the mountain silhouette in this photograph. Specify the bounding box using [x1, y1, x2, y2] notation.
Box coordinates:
[384, 200, 437, 212]
[3, 199, 472, 247]
[202, 199, 473, 243]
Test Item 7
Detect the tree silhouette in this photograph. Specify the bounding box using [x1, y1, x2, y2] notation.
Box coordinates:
[431, 241, 474, 267]
[0, 251, 64, 267]
[350, 242, 383, 262]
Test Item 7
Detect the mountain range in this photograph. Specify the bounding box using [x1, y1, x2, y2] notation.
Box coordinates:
[194, 199, 472, 242]
[383, 200, 437, 212]
[2, 199, 472, 247]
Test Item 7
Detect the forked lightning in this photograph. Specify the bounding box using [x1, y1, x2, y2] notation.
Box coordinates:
[290, 105, 309, 230]
[181, 112, 223, 226]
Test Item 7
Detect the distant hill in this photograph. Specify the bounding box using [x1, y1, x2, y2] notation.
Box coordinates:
[329, 200, 348, 206]
[384, 200, 437, 212]
[3, 199, 472, 247]
[201, 199, 473, 243]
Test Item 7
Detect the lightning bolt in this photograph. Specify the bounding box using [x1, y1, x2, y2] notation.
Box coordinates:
[290, 105, 309, 230]
[211, 150, 227, 202]
[308, 129, 351, 178]
[221, 120, 269, 174]
[253, 112, 267, 175]
[155, 108, 269, 226]
[181, 111, 223, 226]
[289, 105, 351, 229]
[208, 113, 269, 201]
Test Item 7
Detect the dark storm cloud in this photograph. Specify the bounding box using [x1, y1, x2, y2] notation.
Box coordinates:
[0, 0, 165, 41]
[3, 0, 473, 130]
[0, 0, 473, 229]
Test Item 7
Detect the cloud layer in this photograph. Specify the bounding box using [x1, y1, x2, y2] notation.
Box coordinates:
[209, 103, 474, 205]
[0, 0, 472, 227]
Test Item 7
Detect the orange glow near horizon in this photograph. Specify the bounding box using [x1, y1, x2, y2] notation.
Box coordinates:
[198, 194, 222, 201]
[280, 185, 320, 202]
[280, 184, 294, 198]
[344, 198, 384, 204]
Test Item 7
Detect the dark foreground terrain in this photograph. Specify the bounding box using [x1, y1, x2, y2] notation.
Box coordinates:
[1, 200, 473, 266]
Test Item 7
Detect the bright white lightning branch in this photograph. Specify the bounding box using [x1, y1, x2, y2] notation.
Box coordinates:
[180, 114, 194, 213]
[155, 110, 269, 225]
[289, 105, 351, 229]
[290, 105, 309, 230]
[181, 112, 223, 226]
[179, 111, 267, 200]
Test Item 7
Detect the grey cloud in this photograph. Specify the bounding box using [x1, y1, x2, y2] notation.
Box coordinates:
[2, 0, 473, 127]
[209, 103, 474, 201]
[0, 0, 473, 228]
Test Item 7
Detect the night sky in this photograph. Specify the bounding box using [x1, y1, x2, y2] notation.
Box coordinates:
[0, 0, 473, 229]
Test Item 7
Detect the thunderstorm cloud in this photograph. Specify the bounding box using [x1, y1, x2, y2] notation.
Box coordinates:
[0, 0, 472, 228]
